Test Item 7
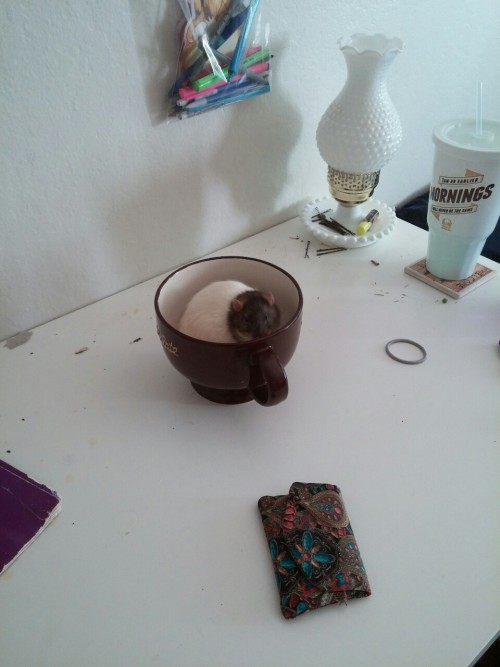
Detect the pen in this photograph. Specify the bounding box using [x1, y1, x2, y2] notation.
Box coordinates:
[176, 86, 220, 107]
[356, 209, 380, 235]
[183, 81, 269, 113]
[178, 85, 269, 118]
[228, 0, 261, 79]
[178, 83, 269, 117]
[211, 6, 249, 50]
[176, 76, 269, 111]
[243, 68, 268, 85]
[209, 0, 250, 50]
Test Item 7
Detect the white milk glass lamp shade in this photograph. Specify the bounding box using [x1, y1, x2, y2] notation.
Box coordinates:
[316, 33, 403, 206]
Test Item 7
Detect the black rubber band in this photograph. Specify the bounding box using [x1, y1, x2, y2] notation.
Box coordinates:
[385, 339, 427, 365]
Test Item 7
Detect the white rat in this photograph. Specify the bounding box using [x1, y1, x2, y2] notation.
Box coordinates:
[178, 280, 280, 343]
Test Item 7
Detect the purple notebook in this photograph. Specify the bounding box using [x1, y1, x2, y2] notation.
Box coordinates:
[0, 460, 61, 575]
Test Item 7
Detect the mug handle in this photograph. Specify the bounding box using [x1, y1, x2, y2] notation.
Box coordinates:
[248, 346, 288, 407]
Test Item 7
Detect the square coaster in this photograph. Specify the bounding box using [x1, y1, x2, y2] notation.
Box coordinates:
[404, 258, 497, 299]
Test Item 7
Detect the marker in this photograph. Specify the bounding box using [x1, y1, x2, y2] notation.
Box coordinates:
[356, 209, 380, 236]
[178, 83, 270, 118]
[176, 87, 220, 107]
[228, 0, 261, 79]
[183, 81, 269, 113]
[192, 47, 269, 91]
[178, 77, 268, 111]
[180, 45, 260, 97]
[178, 61, 269, 101]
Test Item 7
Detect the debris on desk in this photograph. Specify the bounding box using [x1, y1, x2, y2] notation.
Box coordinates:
[316, 247, 347, 256]
[288, 230, 347, 258]
[74, 346, 88, 355]
[129, 337, 142, 344]
[371, 260, 380, 266]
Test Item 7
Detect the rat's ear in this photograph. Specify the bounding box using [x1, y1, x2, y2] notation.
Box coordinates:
[263, 292, 275, 306]
[231, 298, 244, 312]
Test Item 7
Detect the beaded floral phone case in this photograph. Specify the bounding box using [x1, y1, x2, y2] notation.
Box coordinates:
[258, 482, 371, 619]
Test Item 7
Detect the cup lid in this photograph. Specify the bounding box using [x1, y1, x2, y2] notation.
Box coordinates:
[433, 119, 500, 156]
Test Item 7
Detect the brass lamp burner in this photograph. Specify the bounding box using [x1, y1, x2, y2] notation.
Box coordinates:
[327, 166, 380, 207]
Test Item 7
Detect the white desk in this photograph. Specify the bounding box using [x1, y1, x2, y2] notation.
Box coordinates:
[1, 218, 499, 667]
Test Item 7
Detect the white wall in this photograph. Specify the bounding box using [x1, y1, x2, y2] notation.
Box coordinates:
[2, 0, 499, 341]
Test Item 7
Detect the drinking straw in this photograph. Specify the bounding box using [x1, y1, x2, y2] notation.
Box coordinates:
[475, 81, 483, 138]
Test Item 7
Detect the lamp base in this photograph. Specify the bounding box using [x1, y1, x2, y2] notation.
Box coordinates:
[300, 196, 397, 248]
[329, 202, 364, 227]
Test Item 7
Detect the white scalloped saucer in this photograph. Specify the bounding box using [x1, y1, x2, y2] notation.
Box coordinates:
[300, 197, 397, 248]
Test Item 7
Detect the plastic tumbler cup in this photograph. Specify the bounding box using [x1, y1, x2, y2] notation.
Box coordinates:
[426, 118, 500, 279]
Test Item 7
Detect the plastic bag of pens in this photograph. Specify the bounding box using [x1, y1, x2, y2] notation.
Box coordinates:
[168, 0, 271, 120]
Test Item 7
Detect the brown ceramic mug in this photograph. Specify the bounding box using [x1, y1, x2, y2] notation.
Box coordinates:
[154, 256, 303, 406]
